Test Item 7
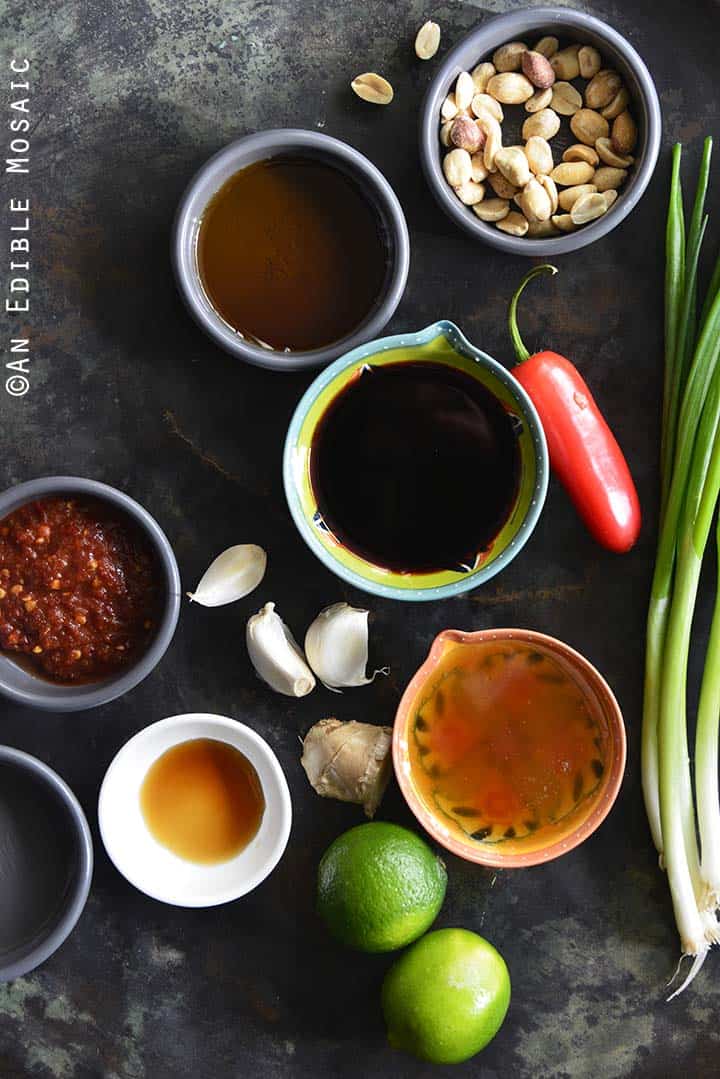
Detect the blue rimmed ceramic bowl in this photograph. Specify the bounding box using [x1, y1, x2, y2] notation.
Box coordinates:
[283, 321, 548, 601]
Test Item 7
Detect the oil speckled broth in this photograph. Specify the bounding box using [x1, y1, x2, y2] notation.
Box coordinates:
[408, 639, 609, 854]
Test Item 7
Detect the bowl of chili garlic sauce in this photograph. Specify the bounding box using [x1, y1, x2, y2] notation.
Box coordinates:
[394, 628, 626, 866]
[98, 714, 292, 907]
[284, 320, 548, 600]
[0, 478, 180, 711]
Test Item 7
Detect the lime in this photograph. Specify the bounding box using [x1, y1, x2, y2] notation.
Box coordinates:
[381, 927, 511, 1064]
[316, 822, 447, 953]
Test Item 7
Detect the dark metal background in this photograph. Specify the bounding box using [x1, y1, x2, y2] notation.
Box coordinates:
[1, 1, 719, 1075]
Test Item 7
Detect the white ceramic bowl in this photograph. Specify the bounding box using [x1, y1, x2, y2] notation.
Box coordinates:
[98, 714, 292, 907]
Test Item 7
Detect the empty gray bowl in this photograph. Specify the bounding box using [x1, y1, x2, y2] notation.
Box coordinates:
[0, 477, 181, 712]
[419, 7, 661, 254]
[0, 746, 93, 982]
[172, 129, 410, 372]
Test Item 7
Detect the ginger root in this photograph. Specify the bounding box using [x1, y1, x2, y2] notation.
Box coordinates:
[300, 718, 392, 818]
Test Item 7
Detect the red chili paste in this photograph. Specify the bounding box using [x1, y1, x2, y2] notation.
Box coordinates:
[0, 497, 161, 683]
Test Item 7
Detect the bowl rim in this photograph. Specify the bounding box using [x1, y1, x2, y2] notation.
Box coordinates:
[282, 319, 549, 601]
[0, 477, 181, 711]
[0, 745, 93, 982]
[171, 128, 411, 372]
[97, 713, 293, 907]
[393, 627, 627, 866]
[419, 6, 662, 255]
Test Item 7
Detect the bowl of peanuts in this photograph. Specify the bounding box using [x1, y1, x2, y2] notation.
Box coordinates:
[419, 7, 661, 253]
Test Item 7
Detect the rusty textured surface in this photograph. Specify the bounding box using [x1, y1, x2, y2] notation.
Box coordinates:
[0, 0, 719, 1075]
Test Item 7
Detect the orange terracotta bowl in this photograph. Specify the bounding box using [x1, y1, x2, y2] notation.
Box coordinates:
[393, 628, 626, 868]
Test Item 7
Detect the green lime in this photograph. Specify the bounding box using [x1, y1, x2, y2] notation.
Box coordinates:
[316, 822, 447, 953]
[381, 927, 511, 1064]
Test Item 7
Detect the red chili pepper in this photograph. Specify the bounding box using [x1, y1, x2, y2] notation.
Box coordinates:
[508, 264, 641, 553]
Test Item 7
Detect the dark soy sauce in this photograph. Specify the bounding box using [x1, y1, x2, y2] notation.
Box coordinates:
[197, 157, 389, 352]
[309, 362, 521, 573]
[0, 766, 76, 956]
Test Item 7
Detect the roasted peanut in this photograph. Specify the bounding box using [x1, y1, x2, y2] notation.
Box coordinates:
[488, 171, 518, 200]
[471, 93, 503, 122]
[551, 81, 582, 116]
[455, 71, 475, 111]
[443, 148, 472, 187]
[570, 108, 609, 146]
[415, 21, 441, 60]
[550, 45, 580, 81]
[522, 107, 560, 140]
[593, 165, 628, 191]
[557, 183, 598, 211]
[440, 121, 454, 147]
[494, 146, 531, 188]
[601, 86, 630, 120]
[538, 174, 559, 214]
[551, 213, 576, 232]
[472, 197, 510, 222]
[455, 180, 486, 205]
[533, 36, 559, 59]
[487, 72, 535, 104]
[471, 62, 496, 93]
[550, 161, 596, 186]
[492, 41, 527, 72]
[527, 218, 560, 237]
[521, 50, 555, 89]
[612, 110, 637, 154]
[570, 191, 609, 225]
[450, 116, 483, 153]
[563, 143, 600, 167]
[578, 45, 602, 79]
[524, 135, 553, 176]
[595, 137, 634, 168]
[517, 177, 553, 223]
[585, 69, 622, 109]
[441, 93, 458, 121]
[525, 87, 553, 113]
[496, 210, 529, 236]
[470, 152, 489, 182]
[351, 73, 394, 104]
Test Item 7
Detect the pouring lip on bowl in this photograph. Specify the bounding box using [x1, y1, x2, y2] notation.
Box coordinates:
[98, 713, 292, 908]
[0, 745, 94, 983]
[283, 319, 549, 601]
[0, 476, 181, 712]
[172, 128, 410, 372]
[419, 6, 662, 255]
[393, 627, 627, 867]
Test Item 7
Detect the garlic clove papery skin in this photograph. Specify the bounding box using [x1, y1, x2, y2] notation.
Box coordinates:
[304, 602, 387, 691]
[188, 544, 267, 606]
[246, 602, 315, 697]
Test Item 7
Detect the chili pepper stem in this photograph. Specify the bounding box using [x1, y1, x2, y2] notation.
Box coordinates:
[507, 264, 557, 364]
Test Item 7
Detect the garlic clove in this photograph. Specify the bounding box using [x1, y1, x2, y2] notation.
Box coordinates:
[304, 602, 388, 691]
[188, 544, 267, 607]
[246, 602, 315, 697]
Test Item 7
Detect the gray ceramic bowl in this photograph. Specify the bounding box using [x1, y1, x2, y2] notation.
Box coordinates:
[172, 129, 410, 371]
[0, 477, 181, 712]
[420, 8, 661, 255]
[0, 746, 93, 982]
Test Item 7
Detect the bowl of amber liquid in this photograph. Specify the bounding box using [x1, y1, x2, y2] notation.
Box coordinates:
[393, 629, 626, 867]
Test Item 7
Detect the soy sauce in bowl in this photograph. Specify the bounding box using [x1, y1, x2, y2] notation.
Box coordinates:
[309, 361, 521, 573]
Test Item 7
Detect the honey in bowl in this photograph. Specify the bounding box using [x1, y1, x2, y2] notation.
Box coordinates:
[407, 639, 610, 855]
[140, 738, 265, 865]
[196, 157, 388, 352]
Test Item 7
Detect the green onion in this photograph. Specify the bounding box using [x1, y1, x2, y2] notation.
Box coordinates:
[695, 511, 720, 909]
[642, 137, 720, 998]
